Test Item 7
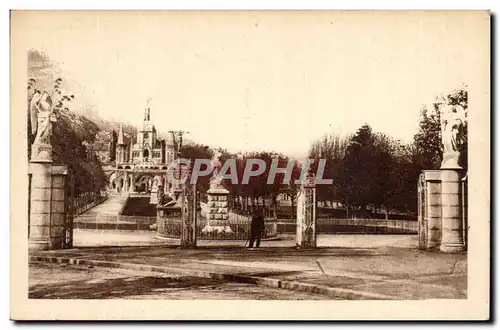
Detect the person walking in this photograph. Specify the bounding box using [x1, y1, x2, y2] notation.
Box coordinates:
[248, 209, 265, 248]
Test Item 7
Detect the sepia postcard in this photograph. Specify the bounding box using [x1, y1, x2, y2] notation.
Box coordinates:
[10, 10, 490, 320]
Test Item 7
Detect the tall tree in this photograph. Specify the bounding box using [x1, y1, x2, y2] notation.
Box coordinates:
[308, 133, 349, 205]
[344, 124, 378, 213]
[282, 159, 302, 219]
[371, 133, 397, 216]
[413, 105, 442, 170]
[180, 143, 213, 193]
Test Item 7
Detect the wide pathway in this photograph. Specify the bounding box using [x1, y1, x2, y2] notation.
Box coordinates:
[29, 261, 330, 300]
[31, 242, 466, 300]
[75, 193, 128, 222]
[72, 230, 418, 249]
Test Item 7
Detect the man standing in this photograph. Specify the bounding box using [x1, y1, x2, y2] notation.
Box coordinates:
[248, 209, 265, 248]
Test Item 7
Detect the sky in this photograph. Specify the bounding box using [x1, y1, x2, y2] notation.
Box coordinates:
[18, 11, 482, 157]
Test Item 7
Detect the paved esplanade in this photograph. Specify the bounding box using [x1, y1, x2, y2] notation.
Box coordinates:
[31, 244, 466, 300]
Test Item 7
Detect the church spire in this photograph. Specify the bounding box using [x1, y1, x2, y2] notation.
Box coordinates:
[143, 98, 153, 131]
[144, 98, 152, 122]
[117, 124, 125, 145]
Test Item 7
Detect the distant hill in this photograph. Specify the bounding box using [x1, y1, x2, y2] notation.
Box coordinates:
[28, 50, 108, 194]
[28, 50, 138, 138]
[27, 50, 178, 195]
[27, 50, 218, 195]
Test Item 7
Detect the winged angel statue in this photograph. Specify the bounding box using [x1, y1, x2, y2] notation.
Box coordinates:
[30, 90, 57, 146]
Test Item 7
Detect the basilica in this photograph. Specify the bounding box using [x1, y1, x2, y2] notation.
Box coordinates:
[92, 104, 177, 195]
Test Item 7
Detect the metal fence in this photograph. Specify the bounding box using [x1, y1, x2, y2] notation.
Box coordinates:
[197, 219, 278, 240]
[277, 218, 418, 235]
[74, 214, 157, 231]
[75, 211, 416, 236]
[227, 207, 276, 219]
[76, 212, 278, 240]
[71, 191, 108, 215]
[157, 213, 278, 240]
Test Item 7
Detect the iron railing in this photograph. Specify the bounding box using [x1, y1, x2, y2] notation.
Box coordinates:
[74, 214, 157, 231]
[74, 210, 417, 236]
[276, 218, 418, 235]
[75, 212, 278, 240]
[71, 191, 108, 215]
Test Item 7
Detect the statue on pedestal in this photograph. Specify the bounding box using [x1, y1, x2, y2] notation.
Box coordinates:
[29, 78, 71, 163]
[150, 177, 159, 204]
[30, 91, 56, 145]
[30, 91, 57, 162]
[438, 100, 467, 169]
[202, 148, 232, 235]
[210, 149, 223, 188]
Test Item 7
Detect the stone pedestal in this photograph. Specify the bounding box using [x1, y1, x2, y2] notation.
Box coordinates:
[441, 151, 461, 170]
[202, 185, 232, 233]
[29, 160, 69, 251]
[296, 180, 316, 248]
[417, 158, 466, 253]
[31, 143, 53, 163]
[440, 169, 465, 253]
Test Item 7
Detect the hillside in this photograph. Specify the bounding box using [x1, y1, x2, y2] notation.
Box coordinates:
[28, 50, 108, 195]
[28, 50, 138, 137]
[27, 50, 196, 196]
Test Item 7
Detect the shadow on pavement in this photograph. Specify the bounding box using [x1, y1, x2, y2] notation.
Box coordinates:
[29, 275, 229, 299]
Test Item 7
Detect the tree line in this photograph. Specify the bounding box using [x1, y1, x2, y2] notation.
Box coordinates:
[181, 86, 468, 219]
[27, 70, 467, 217]
[306, 86, 467, 217]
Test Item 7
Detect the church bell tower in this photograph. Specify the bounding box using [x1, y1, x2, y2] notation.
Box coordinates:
[116, 124, 126, 164]
[140, 99, 155, 161]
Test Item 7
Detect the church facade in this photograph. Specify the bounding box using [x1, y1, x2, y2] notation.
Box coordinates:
[93, 104, 177, 195]
[116, 107, 175, 166]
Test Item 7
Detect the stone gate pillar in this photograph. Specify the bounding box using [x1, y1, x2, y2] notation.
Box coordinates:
[29, 154, 69, 251]
[296, 176, 317, 248]
[180, 185, 197, 248]
[437, 102, 467, 253]
[440, 168, 465, 253]
[28, 91, 72, 251]
[29, 161, 52, 251]
[417, 173, 426, 250]
[202, 186, 232, 234]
